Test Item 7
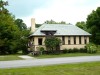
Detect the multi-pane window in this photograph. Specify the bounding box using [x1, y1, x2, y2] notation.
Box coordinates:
[79, 36, 81, 44]
[38, 38, 42, 45]
[68, 36, 71, 45]
[62, 36, 65, 45]
[84, 36, 87, 44]
[74, 36, 76, 44]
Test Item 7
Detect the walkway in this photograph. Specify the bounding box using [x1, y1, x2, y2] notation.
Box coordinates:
[18, 55, 35, 60]
[0, 56, 100, 69]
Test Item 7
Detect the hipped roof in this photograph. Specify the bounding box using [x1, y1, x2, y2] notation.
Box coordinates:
[30, 24, 91, 36]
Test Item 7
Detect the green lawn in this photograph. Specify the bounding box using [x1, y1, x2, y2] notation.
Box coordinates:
[0, 52, 100, 61]
[0, 45, 100, 61]
[0, 55, 23, 61]
[33, 46, 100, 58]
[0, 62, 100, 75]
[35, 52, 100, 59]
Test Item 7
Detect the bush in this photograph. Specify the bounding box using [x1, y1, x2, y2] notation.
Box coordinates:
[44, 37, 61, 51]
[62, 49, 68, 53]
[31, 51, 40, 56]
[39, 47, 44, 55]
[73, 48, 79, 53]
[62, 48, 77, 53]
[39, 47, 44, 51]
[86, 43, 97, 53]
[62, 48, 87, 53]
[68, 49, 73, 53]
[80, 48, 87, 53]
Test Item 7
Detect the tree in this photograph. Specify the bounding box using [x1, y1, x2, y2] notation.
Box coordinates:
[0, 0, 8, 14]
[39, 47, 44, 55]
[14, 18, 30, 54]
[86, 7, 100, 44]
[86, 43, 97, 53]
[44, 37, 61, 53]
[76, 21, 87, 30]
[44, 19, 66, 24]
[36, 24, 41, 28]
[0, 0, 30, 54]
[15, 19, 27, 30]
[60, 21, 66, 24]
[0, 0, 20, 54]
[18, 29, 30, 54]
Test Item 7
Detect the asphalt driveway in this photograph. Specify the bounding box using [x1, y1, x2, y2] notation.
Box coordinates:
[0, 56, 100, 69]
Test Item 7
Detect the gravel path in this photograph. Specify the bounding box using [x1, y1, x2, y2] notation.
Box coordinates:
[18, 55, 35, 60]
[0, 56, 100, 69]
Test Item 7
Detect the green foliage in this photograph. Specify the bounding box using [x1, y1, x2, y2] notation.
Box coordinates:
[39, 47, 44, 51]
[0, 0, 20, 54]
[44, 19, 66, 24]
[15, 19, 27, 30]
[44, 37, 61, 51]
[86, 7, 100, 44]
[39, 47, 45, 55]
[86, 43, 97, 53]
[72, 48, 79, 53]
[18, 29, 30, 54]
[62, 48, 68, 53]
[0, 0, 9, 14]
[0, 1, 29, 54]
[62, 48, 87, 53]
[36, 24, 41, 28]
[76, 21, 87, 30]
[80, 48, 87, 53]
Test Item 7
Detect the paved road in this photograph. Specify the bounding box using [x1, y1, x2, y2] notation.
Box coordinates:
[0, 56, 100, 69]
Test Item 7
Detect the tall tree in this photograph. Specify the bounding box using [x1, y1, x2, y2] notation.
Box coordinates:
[0, 0, 30, 54]
[0, 0, 8, 14]
[15, 19, 27, 30]
[15, 18, 30, 54]
[76, 21, 87, 30]
[0, 0, 20, 54]
[44, 19, 66, 24]
[86, 7, 100, 44]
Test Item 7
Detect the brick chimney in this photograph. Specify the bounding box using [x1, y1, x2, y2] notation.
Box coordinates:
[31, 18, 35, 33]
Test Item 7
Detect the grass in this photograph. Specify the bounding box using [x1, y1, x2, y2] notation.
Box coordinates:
[0, 55, 23, 61]
[32, 46, 100, 59]
[0, 45, 100, 61]
[0, 62, 100, 75]
[97, 45, 100, 51]
[0, 53, 100, 61]
[1, 52, 100, 61]
[34, 52, 100, 59]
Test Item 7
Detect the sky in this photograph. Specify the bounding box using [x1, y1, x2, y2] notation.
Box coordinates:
[6, 0, 100, 27]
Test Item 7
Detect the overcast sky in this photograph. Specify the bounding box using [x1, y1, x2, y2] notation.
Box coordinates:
[6, 0, 100, 27]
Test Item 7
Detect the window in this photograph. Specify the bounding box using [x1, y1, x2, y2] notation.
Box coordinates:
[74, 36, 76, 44]
[62, 36, 65, 45]
[68, 36, 70, 45]
[38, 38, 42, 45]
[79, 36, 81, 44]
[84, 36, 87, 44]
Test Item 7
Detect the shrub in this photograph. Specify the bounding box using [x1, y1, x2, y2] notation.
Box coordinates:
[44, 37, 61, 51]
[62, 48, 68, 53]
[62, 48, 87, 53]
[31, 51, 40, 56]
[73, 48, 79, 53]
[39, 47, 44, 55]
[68, 49, 73, 53]
[39, 47, 44, 51]
[80, 48, 87, 53]
[86, 43, 97, 53]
